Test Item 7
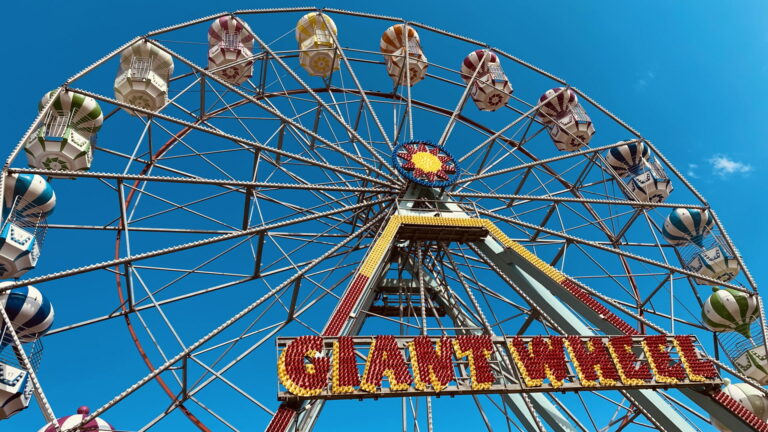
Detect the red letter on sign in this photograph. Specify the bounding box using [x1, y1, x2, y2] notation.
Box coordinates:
[454, 335, 495, 390]
[674, 335, 718, 381]
[642, 335, 687, 383]
[565, 337, 620, 386]
[360, 335, 413, 392]
[332, 336, 360, 393]
[607, 335, 652, 385]
[409, 336, 455, 392]
[278, 335, 330, 397]
[509, 336, 568, 388]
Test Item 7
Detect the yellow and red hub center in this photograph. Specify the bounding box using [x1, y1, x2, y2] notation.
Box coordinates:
[409, 151, 442, 173]
[394, 141, 458, 186]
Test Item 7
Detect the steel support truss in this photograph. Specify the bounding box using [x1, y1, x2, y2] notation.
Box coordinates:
[265, 187, 762, 432]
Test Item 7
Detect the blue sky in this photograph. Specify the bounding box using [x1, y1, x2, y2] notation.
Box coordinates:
[2, 1, 768, 430]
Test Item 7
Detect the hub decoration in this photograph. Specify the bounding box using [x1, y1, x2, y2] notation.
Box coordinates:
[392, 141, 459, 187]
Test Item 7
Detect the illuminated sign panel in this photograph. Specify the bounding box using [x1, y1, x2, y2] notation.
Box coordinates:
[277, 335, 721, 401]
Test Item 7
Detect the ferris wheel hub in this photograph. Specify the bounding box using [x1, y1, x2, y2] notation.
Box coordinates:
[392, 141, 459, 187]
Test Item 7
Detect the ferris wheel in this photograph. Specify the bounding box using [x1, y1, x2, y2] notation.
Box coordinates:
[1, 7, 767, 432]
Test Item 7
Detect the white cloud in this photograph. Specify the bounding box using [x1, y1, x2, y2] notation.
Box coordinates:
[633, 70, 656, 92]
[709, 155, 753, 177]
[687, 163, 699, 179]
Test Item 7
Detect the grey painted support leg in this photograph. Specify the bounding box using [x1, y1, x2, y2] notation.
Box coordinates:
[403, 255, 577, 432]
[474, 236, 698, 432]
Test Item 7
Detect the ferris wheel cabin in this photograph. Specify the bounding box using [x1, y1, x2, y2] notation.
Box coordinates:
[113, 41, 174, 115]
[0, 284, 53, 419]
[24, 91, 102, 172]
[606, 141, 674, 203]
[461, 50, 513, 111]
[208, 16, 255, 84]
[381, 24, 428, 86]
[0, 176, 52, 280]
[296, 13, 340, 78]
[663, 208, 741, 285]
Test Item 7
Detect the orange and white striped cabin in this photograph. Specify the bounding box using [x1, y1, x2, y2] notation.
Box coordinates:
[380, 24, 428, 86]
